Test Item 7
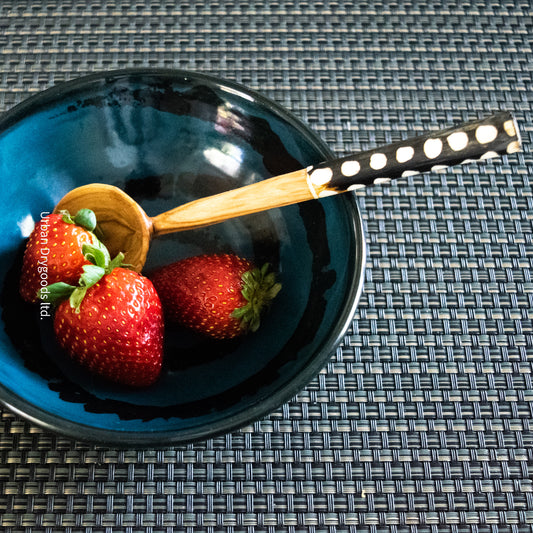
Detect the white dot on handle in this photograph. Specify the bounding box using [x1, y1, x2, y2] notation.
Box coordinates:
[507, 141, 520, 154]
[318, 189, 338, 198]
[503, 119, 517, 138]
[309, 167, 333, 186]
[447, 131, 468, 151]
[431, 165, 448, 172]
[402, 170, 420, 177]
[396, 146, 414, 163]
[340, 160, 360, 176]
[423, 138, 443, 159]
[480, 151, 499, 160]
[374, 177, 391, 184]
[369, 153, 387, 170]
[347, 183, 365, 191]
[475, 124, 498, 144]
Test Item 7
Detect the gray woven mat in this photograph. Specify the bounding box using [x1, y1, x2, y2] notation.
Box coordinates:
[1, 1, 532, 531]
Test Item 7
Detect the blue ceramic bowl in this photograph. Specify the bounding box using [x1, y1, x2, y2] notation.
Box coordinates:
[0, 69, 365, 446]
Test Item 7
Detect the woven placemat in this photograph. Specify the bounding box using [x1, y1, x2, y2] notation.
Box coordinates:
[1, 1, 532, 531]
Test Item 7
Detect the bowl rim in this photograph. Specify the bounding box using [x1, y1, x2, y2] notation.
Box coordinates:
[0, 68, 366, 447]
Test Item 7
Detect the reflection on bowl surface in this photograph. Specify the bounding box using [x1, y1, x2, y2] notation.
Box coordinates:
[0, 69, 365, 446]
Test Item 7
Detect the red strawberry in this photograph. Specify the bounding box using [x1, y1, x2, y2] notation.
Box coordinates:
[150, 253, 281, 340]
[20, 209, 99, 303]
[46, 247, 164, 387]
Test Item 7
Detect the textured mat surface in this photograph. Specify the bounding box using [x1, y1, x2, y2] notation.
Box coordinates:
[1, 1, 532, 531]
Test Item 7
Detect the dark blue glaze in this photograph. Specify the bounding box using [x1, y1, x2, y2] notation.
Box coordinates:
[0, 69, 365, 446]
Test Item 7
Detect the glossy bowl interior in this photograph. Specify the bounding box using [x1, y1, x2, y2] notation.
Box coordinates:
[0, 69, 365, 446]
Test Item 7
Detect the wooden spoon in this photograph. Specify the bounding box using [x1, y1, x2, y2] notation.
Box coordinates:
[55, 111, 521, 272]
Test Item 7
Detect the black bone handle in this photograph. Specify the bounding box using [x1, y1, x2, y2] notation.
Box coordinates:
[135, 111, 522, 236]
[305, 111, 521, 198]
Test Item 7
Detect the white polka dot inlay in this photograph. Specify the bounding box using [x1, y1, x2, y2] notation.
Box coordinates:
[447, 131, 468, 151]
[431, 165, 448, 172]
[374, 177, 391, 184]
[507, 141, 521, 154]
[318, 189, 338, 198]
[402, 170, 420, 177]
[396, 146, 414, 163]
[423, 138, 443, 159]
[340, 160, 360, 177]
[347, 183, 365, 191]
[480, 151, 499, 160]
[309, 167, 333, 186]
[369, 153, 387, 170]
[475, 124, 498, 144]
[503, 119, 517, 138]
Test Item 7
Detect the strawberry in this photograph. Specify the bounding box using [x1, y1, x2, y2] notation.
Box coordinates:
[44, 243, 164, 387]
[150, 253, 281, 340]
[20, 209, 99, 303]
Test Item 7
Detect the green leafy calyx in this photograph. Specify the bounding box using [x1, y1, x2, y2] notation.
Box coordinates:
[60, 208, 97, 232]
[231, 263, 282, 333]
[38, 237, 124, 313]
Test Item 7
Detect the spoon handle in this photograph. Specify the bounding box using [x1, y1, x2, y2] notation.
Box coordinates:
[305, 111, 520, 198]
[151, 111, 521, 235]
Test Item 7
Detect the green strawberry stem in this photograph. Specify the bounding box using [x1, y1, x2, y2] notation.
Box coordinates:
[38, 237, 125, 313]
[60, 208, 97, 232]
[73, 209, 97, 232]
[231, 263, 282, 332]
[60, 207, 105, 245]
[36, 208, 126, 312]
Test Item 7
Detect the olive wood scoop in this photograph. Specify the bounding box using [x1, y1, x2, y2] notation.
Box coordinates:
[55, 111, 521, 272]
